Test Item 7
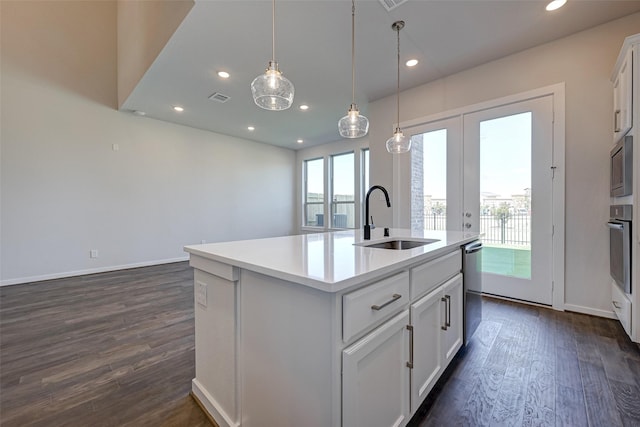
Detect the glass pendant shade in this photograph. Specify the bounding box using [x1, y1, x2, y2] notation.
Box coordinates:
[338, 104, 369, 138]
[251, 61, 294, 111]
[386, 127, 411, 153]
[386, 20, 410, 154]
[339, 0, 369, 138]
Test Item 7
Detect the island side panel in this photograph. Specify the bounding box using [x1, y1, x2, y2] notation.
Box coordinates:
[239, 269, 336, 427]
[192, 267, 239, 427]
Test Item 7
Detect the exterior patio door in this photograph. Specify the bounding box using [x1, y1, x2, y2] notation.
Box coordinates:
[463, 96, 554, 305]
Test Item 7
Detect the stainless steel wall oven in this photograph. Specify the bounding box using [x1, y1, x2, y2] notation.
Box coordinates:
[608, 204, 632, 294]
[610, 135, 633, 197]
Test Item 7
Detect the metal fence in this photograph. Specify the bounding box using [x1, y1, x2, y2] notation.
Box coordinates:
[424, 213, 531, 246]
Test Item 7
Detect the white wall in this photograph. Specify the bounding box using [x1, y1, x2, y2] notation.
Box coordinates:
[0, 1, 296, 284]
[368, 13, 640, 315]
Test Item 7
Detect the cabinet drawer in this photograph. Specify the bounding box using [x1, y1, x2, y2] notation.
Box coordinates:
[411, 250, 461, 299]
[611, 281, 632, 336]
[343, 271, 410, 342]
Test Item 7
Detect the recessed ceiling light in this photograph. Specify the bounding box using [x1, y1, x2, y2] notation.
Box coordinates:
[217, 71, 230, 79]
[297, 139, 304, 144]
[546, 0, 566, 11]
[299, 104, 309, 111]
[248, 126, 255, 131]
[405, 59, 419, 67]
[173, 106, 184, 112]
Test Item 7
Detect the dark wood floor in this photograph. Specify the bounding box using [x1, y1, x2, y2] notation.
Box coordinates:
[0, 262, 211, 427]
[2, 262, 640, 426]
[411, 297, 640, 427]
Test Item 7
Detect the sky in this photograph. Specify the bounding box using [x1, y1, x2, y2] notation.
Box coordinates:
[422, 112, 532, 200]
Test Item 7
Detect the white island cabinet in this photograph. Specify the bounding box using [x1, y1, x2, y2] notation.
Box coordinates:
[184, 229, 480, 427]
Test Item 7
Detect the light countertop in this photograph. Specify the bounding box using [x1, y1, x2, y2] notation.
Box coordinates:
[184, 228, 480, 292]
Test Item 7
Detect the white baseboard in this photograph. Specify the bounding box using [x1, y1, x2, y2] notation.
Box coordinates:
[0, 256, 189, 286]
[191, 378, 238, 427]
[564, 303, 617, 319]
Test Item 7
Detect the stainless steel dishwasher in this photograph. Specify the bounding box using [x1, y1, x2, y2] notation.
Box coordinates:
[463, 240, 483, 345]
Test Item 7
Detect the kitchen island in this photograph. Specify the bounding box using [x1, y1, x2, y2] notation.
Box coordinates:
[184, 228, 480, 427]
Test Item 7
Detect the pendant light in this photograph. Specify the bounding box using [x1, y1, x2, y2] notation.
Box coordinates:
[386, 21, 411, 154]
[338, 0, 369, 138]
[251, 0, 294, 111]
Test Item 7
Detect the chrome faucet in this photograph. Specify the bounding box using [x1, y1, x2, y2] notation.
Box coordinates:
[364, 185, 391, 240]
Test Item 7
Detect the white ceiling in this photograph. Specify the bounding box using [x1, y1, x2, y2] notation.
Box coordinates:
[122, 0, 640, 150]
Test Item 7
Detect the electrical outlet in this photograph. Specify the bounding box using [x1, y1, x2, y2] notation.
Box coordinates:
[90, 249, 99, 258]
[196, 282, 207, 307]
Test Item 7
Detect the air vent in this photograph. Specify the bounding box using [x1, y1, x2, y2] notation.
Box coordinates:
[379, 0, 407, 12]
[208, 92, 231, 103]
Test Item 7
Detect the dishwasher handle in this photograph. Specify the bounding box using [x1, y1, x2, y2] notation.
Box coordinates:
[464, 241, 483, 254]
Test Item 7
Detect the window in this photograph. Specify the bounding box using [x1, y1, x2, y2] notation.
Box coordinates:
[331, 152, 355, 228]
[362, 148, 369, 199]
[301, 145, 368, 231]
[304, 158, 324, 227]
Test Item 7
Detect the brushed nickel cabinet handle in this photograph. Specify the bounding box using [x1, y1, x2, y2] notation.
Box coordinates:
[445, 295, 451, 327]
[371, 293, 401, 311]
[406, 325, 414, 369]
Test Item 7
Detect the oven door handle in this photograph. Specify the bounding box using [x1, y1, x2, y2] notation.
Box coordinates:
[607, 222, 624, 230]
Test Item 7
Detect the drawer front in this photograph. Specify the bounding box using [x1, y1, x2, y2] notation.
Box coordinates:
[611, 281, 632, 336]
[411, 250, 461, 299]
[343, 271, 410, 342]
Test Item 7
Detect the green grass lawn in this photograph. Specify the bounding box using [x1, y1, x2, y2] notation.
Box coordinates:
[482, 246, 531, 279]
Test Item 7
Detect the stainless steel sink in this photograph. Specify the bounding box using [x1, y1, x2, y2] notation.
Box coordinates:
[360, 239, 439, 250]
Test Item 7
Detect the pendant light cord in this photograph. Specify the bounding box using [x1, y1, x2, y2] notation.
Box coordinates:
[272, 0, 276, 62]
[351, 0, 356, 104]
[395, 24, 401, 129]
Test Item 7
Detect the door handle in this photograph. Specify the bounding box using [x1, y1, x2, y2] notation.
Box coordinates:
[445, 295, 451, 327]
[406, 325, 414, 369]
[464, 223, 472, 229]
[441, 297, 448, 330]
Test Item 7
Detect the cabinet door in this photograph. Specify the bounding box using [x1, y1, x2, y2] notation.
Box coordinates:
[442, 274, 464, 365]
[614, 48, 633, 141]
[343, 310, 411, 427]
[410, 286, 444, 412]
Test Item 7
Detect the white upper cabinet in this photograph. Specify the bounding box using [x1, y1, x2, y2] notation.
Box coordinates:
[613, 44, 634, 143]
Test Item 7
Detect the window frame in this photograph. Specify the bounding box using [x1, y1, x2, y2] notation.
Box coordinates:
[303, 157, 325, 228]
[299, 143, 369, 232]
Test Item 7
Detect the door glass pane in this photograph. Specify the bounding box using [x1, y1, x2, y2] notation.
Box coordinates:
[305, 158, 324, 227]
[423, 130, 447, 230]
[332, 152, 355, 228]
[411, 129, 447, 230]
[479, 112, 531, 279]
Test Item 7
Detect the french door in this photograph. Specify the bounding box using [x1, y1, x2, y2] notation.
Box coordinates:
[463, 96, 554, 305]
[403, 91, 559, 306]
